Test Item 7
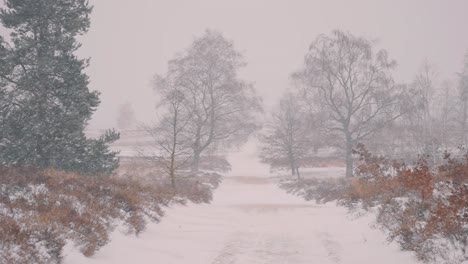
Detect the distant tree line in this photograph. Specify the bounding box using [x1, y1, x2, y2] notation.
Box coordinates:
[260, 30, 468, 178]
[2, 0, 466, 182]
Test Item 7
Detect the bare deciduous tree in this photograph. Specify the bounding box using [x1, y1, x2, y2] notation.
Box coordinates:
[259, 93, 314, 178]
[371, 61, 458, 163]
[413, 61, 439, 159]
[146, 77, 193, 189]
[399, 62, 458, 164]
[436, 80, 457, 150]
[157, 30, 262, 173]
[295, 30, 401, 177]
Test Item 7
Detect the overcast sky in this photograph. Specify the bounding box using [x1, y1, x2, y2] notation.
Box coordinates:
[4, 1, 468, 130]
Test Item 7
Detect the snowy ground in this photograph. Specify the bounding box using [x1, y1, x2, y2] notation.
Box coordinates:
[64, 144, 419, 264]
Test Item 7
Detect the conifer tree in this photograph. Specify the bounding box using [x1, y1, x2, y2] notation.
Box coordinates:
[0, 0, 119, 174]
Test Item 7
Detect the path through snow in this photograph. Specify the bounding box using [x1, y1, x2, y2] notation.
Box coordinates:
[65, 173, 418, 264]
[66, 145, 418, 263]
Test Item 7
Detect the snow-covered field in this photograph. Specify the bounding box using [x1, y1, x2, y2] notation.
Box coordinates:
[64, 146, 419, 264]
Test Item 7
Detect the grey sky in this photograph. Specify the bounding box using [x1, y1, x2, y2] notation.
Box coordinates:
[4, 0, 468, 129]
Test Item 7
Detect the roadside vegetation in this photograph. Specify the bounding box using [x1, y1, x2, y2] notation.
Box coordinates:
[0, 167, 221, 264]
[281, 144, 467, 264]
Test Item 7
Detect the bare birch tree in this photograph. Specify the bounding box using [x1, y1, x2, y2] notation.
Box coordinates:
[413, 61, 439, 159]
[374, 61, 457, 162]
[157, 30, 262, 173]
[146, 77, 193, 189]
[404, 62, 458, 164]
[259, 93, 314, 178]
[295, 30, 401, 177]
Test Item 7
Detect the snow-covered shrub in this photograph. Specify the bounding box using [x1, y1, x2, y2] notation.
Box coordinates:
[352, 145, 467, 263]
[0, 166, 223, 263]
[281, 144, 467, 263]
[0, 167, 179, 263]
[0, 215, 64, 264]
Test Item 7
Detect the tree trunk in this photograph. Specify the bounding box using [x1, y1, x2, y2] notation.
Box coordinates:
[191, 127, 201, 174]
[296, 167, 301, 180]
[169, 151, 176, 189]
[345, 133, 353, 178]
[170, 108, 178, 189]
[289, 153, 296, 177]
[191, 150, 200, 174]
[170, 170, 176, 190]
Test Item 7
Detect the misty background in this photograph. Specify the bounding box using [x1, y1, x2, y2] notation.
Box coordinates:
[71, 0, 468, 130]
[1, 1, 467, 263]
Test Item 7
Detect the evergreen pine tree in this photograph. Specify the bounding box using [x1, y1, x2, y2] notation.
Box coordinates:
[0, 0, 119, 174]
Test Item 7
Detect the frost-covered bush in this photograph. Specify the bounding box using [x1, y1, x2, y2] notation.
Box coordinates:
[281, 144, 467, 263]
[351, 146, 467, 263]
[0, 215, 64, 264]
[0, 167, 221, 263]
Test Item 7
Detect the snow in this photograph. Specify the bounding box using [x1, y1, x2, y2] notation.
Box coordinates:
[64, 147, 419, 264]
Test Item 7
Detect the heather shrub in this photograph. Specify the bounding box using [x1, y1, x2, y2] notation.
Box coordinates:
[353, 146, 466, 262]
[280, 144, 467, 263]
[0, 167, 220, 263]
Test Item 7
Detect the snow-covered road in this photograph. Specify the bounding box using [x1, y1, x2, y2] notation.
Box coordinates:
[65, 173, 419, 264]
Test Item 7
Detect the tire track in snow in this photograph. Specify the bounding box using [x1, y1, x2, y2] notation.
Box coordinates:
[317, 232, 343, 263]
[211, 232, 301, 264]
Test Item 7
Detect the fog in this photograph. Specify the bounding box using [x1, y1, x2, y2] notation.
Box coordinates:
[79, 0, 468, 129]
[1, 1, 468, 263]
